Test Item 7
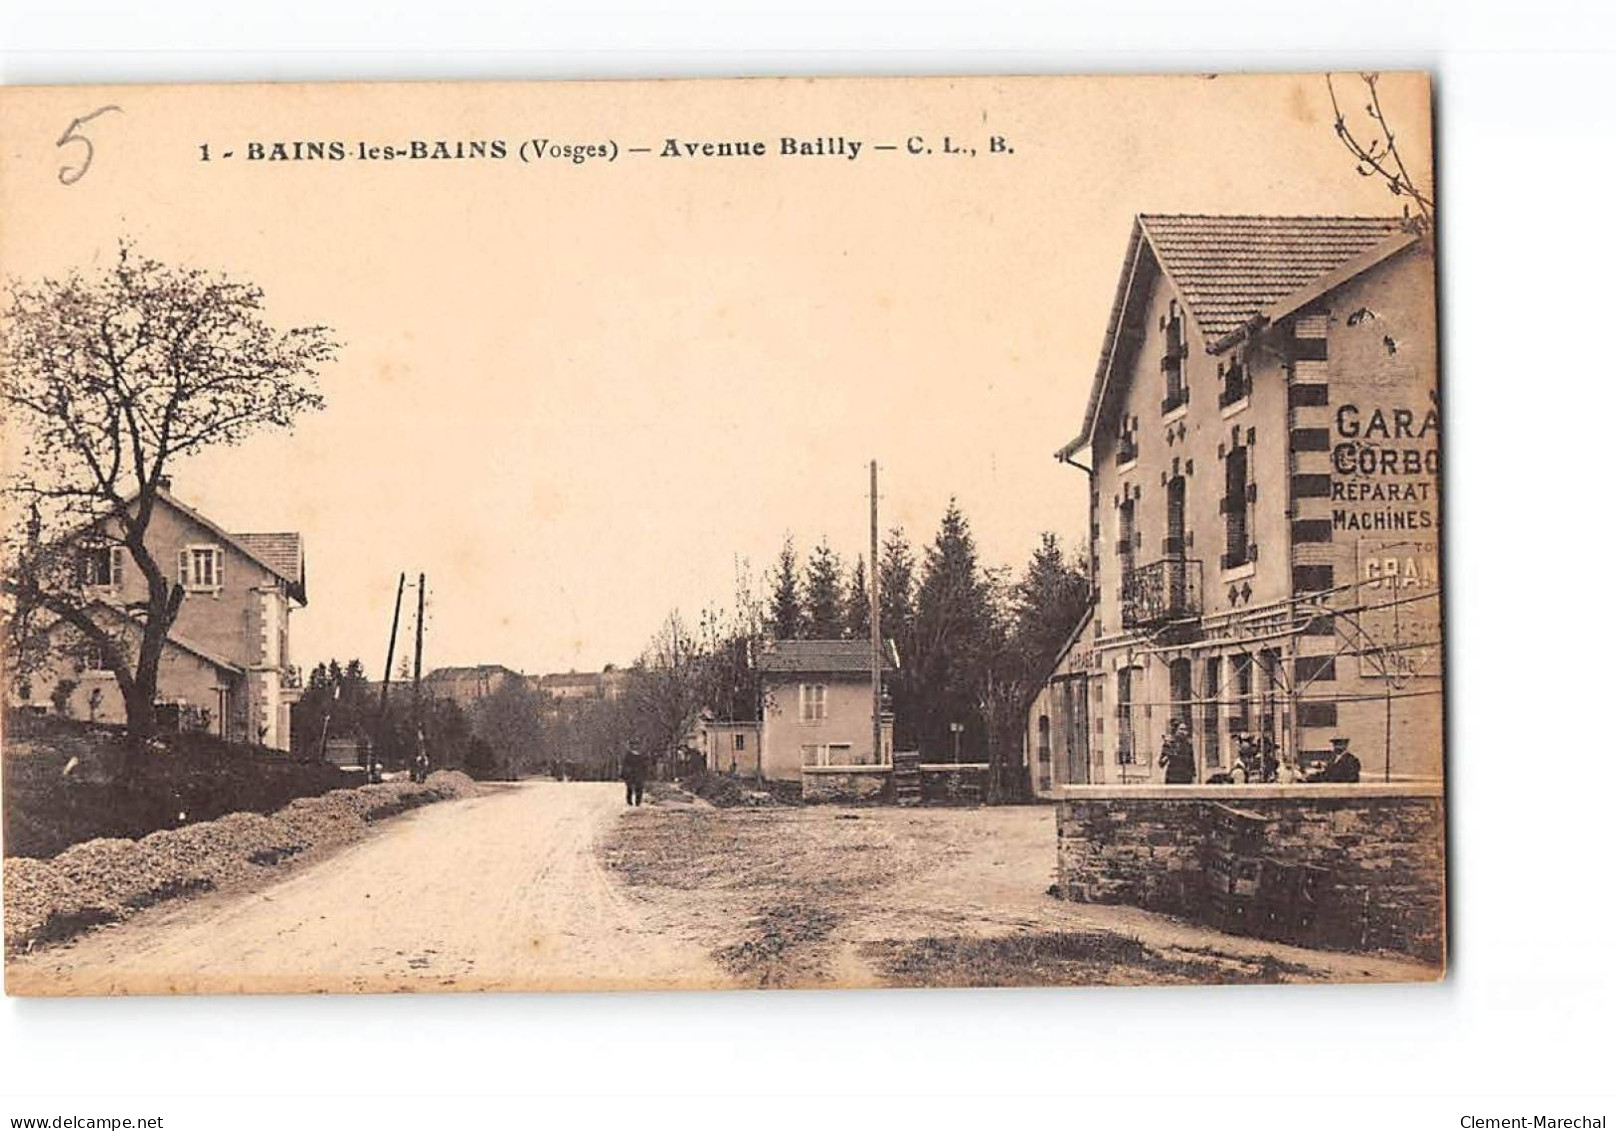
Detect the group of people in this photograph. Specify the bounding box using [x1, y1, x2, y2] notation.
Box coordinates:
[1158, 720, 1361, 785]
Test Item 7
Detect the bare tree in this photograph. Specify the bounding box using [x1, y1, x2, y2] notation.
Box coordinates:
[1326, 72, 1434, 232]
[625, 610, 706, 777]
[1, 243, 338, 751]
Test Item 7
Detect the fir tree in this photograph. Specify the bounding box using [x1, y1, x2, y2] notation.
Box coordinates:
[767, 536, 804, 641]
[1012, 533, 1091, 681]
[846, 555, 871, 641]
[803, 539, 846, 640]
[912, 500, 996, 759]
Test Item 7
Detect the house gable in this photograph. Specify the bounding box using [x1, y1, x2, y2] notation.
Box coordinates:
[1059, 214, 1410, 462]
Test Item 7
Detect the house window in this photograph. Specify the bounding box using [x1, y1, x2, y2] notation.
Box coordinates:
[1161, 300, 1188, 414]
[1230, 653, 1254, 734]
[1116, 667, 1137, 764]
[1037, 715, 1052, 791]
[86, 641, 120, 675]
[1164, 476, 1186, 559]
[1258, 648, 1282, 742]
[1202, 657, 1222, 767]
[799, 683, 827, 723]
[1118, 498, 1137, 580]
[733, 733, 746, 751]
[1222, 444, 1254, 570]
[801, 742, 858, 768]
[1169, 658, 1193, 732]
[1219, 349, 1249, 408]
[1116, 416, 1139, 466]
[179, 544, 222, 593]
[1066, 677, 1090, 784]
[79, 544, 124, 588]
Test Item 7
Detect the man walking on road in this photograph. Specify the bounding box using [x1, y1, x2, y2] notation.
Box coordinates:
[622, 739, 648, 807]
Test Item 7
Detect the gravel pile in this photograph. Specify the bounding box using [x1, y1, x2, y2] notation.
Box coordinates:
[4, 770, 475, 954]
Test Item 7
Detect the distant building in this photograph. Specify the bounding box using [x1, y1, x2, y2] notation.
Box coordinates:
[532, 667, 627, 713]
[1027, 214, 1441, 795]
[687, 713, 762, 777]
[757, 639, 896, 784]
[422, 664, 522, 710]
[19, 485, 308, 750]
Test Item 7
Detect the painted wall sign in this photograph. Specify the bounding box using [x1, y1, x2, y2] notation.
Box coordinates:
[1354, 539, 1442, 680]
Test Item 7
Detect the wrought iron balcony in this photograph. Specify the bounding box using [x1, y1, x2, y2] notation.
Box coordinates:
[1121, 558, 1203, 629]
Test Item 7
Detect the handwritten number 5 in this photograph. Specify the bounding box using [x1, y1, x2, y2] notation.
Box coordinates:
[57, 105, 123, 186]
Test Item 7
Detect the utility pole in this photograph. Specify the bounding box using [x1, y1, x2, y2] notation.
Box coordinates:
[411, 572, 426, 746]
[373, 572, 406, 780]
[870, 459, 882, 767]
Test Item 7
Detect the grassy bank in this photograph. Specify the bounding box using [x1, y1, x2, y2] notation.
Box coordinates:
[3, 714, 362, 859]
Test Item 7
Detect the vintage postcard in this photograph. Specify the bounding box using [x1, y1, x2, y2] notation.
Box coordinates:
[0, 73, 1444, 995]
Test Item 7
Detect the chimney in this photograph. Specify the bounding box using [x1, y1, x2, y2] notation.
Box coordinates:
[154, 474, 173, 492]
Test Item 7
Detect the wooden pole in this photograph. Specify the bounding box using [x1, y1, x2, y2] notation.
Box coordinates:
[870, 460, 882, 766]
[411, 572, 426, 735]
[374, 572, 405, 777]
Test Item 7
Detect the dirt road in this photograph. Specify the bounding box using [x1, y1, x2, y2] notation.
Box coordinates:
[8, 782, 1437, 995]
[7, 782, 730, 996]
[603, 800, 1440, 988]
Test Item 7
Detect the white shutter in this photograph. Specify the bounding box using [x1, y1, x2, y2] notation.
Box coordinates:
[213, 547, 223, 590]
[177, 548, 191, 588]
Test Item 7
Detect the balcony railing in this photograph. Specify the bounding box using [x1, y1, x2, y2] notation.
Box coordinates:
[1121, 558, 1203, 629]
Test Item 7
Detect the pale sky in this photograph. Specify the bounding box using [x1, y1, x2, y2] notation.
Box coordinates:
[0, 73, 1431, 676]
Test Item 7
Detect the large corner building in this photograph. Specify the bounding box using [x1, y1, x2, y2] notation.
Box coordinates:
[1027, 214, 1442, 795]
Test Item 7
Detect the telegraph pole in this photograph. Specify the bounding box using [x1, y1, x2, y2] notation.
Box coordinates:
[373, 572, 406, 779]
[411, 572, 426, 739]
[870, 460, 882, 766]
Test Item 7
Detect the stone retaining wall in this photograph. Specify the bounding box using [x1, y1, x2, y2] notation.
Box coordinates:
[801, 767, 891, 803]
[1056, 783, 1445, 962]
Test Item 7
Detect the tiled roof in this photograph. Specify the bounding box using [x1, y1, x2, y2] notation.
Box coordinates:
[234, 533, 303, 584]
[758, 639, 897, 675]
[1138, 214, 1406, 342]
[1057, 213, 1414, 460]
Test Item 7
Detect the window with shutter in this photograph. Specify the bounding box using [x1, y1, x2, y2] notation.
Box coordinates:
[179, 545, 222, 592]
[1202, 658, 1222, 767]
[80, 544, 122, 588]
[1118, 498, 1137, 580]
[1223, 446, 1252, 570]
[1116, 667, 1136, 765]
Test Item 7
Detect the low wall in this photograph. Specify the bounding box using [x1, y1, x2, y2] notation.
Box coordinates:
[1056, 783, 1445, 962]
[802, 766, 891, 803]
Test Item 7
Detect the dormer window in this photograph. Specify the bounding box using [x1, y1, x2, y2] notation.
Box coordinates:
[1161, 299, 1188, 414]
[1218, 349, 1249, 408]
[179, 544, 222, 593]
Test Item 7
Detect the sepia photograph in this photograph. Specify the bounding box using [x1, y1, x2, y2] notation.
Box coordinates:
[0, 71, 1450, 999]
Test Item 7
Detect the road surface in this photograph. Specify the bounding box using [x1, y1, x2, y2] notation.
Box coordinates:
[7, 782, 729, 996]
[8, 781, 1437, 995]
